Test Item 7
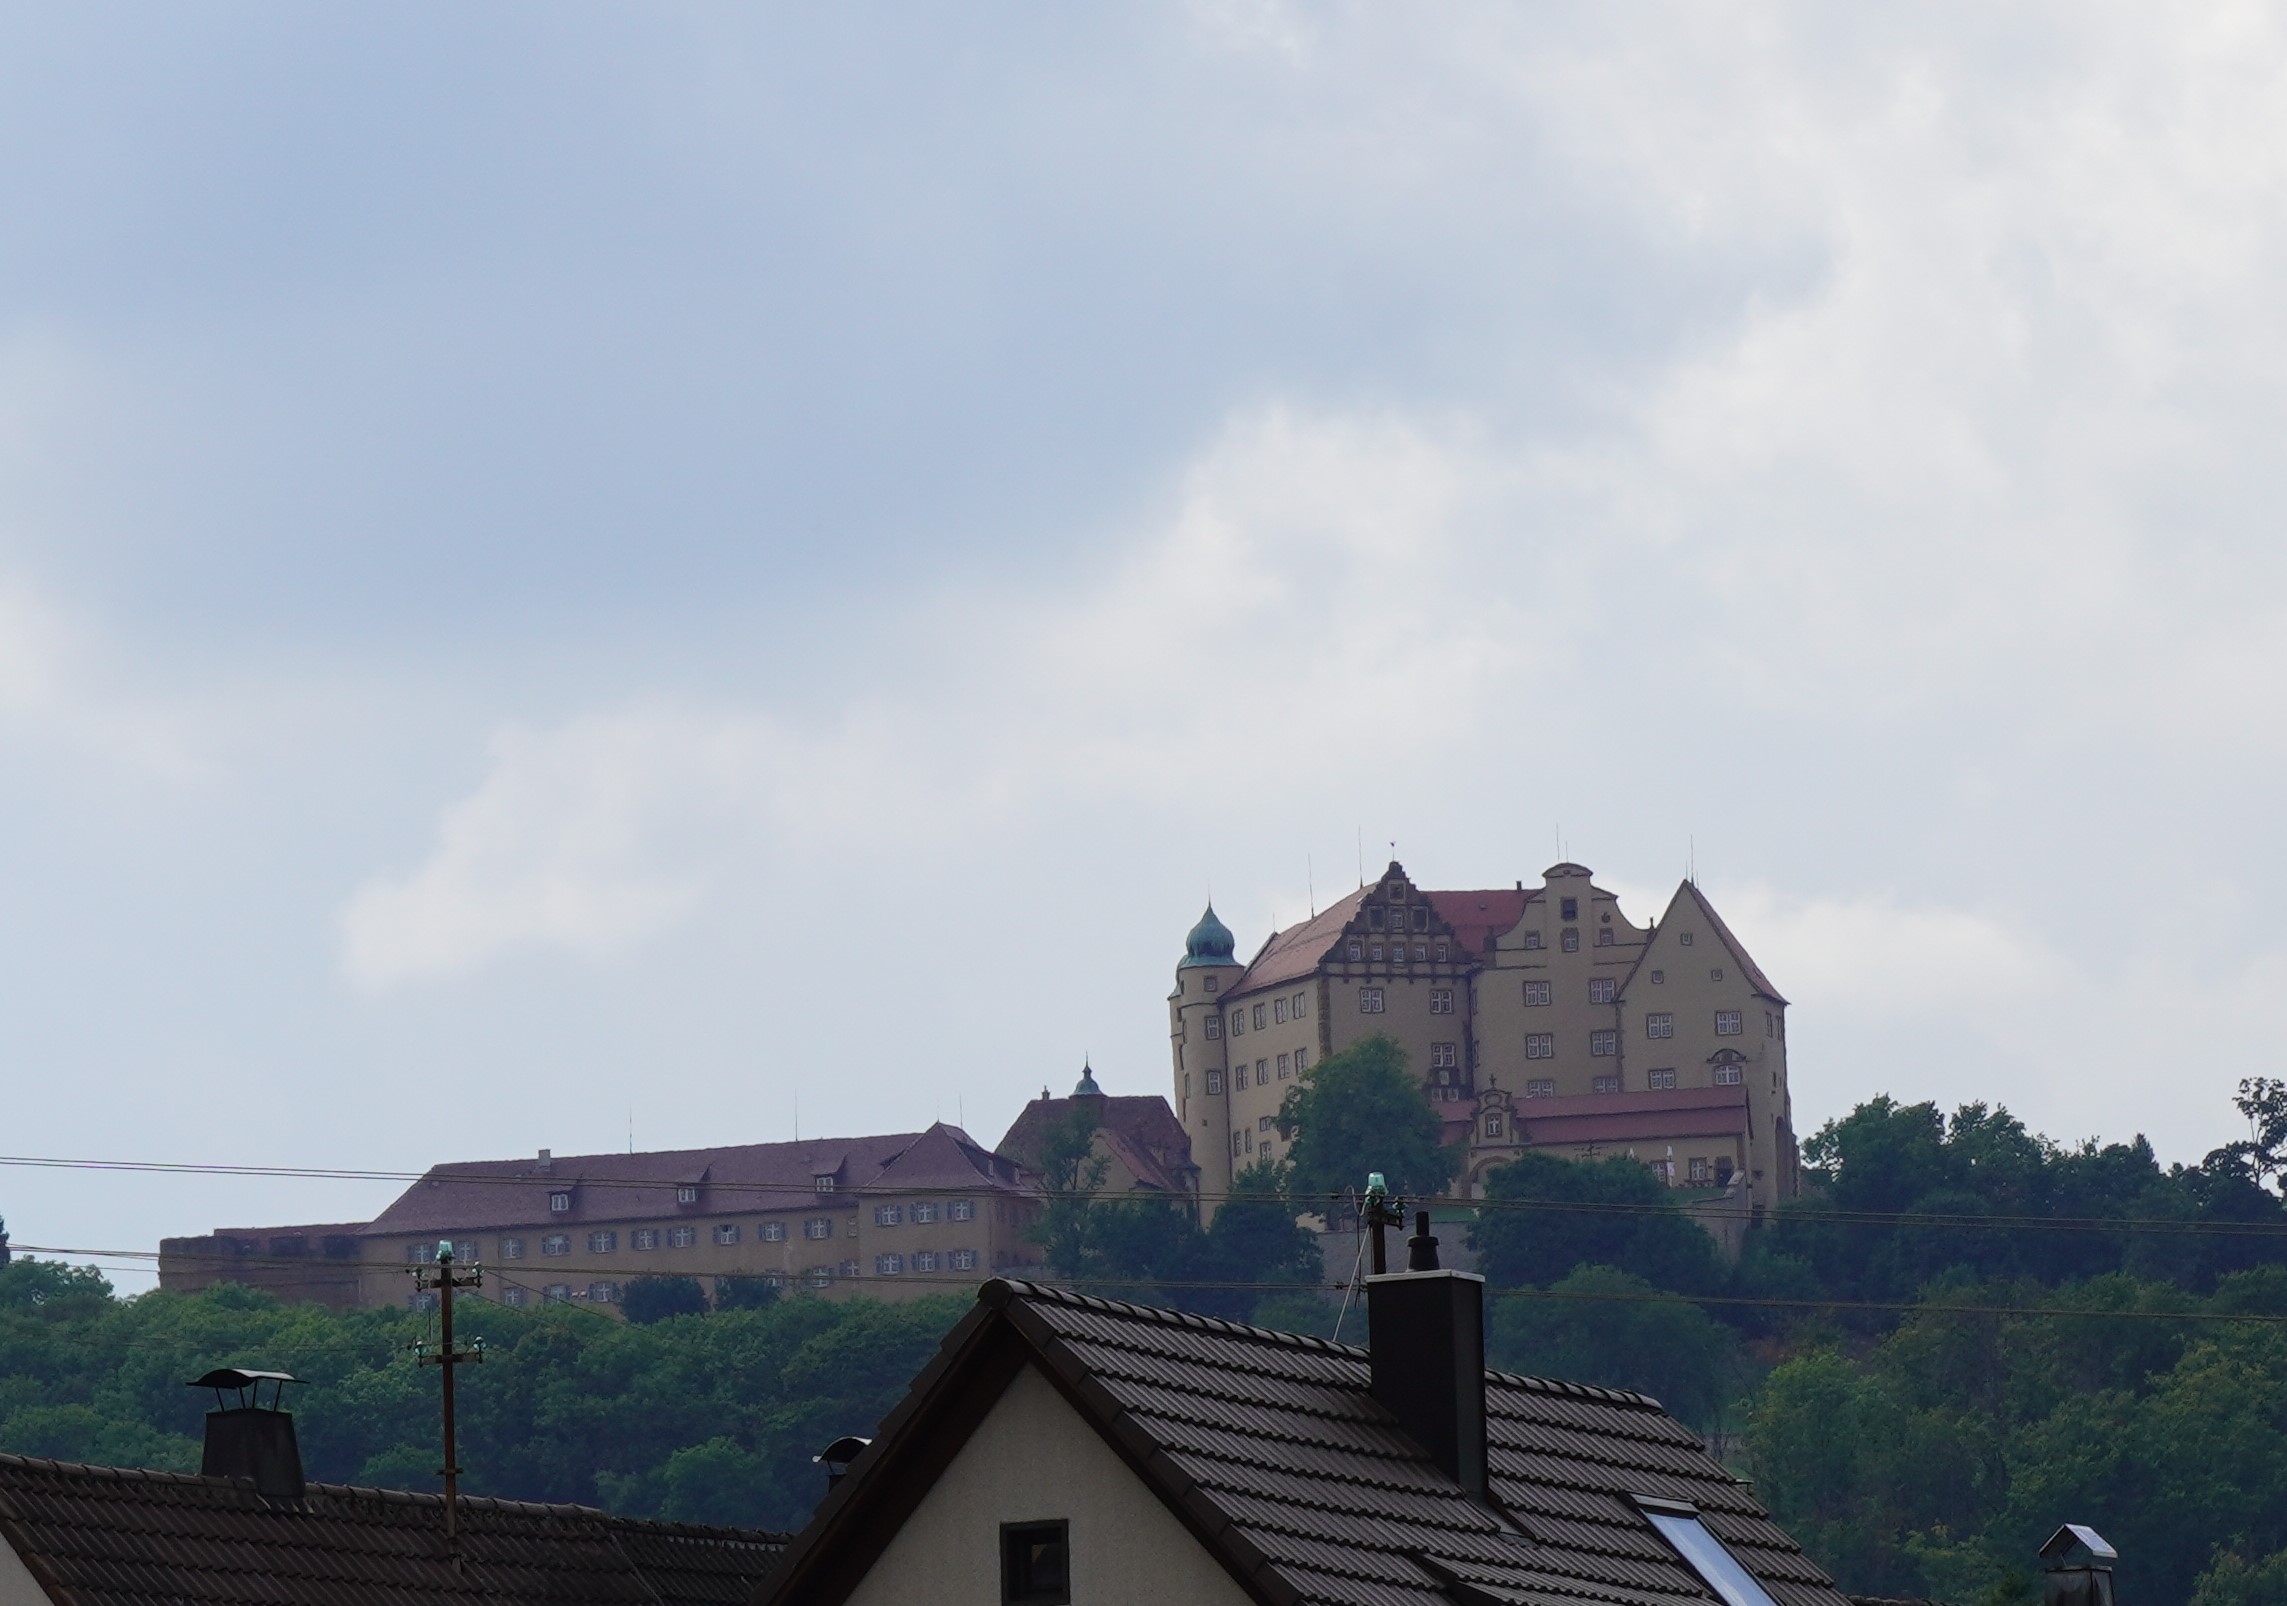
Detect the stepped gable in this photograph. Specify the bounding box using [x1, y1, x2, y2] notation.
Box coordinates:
[765, 1277, 1851, 1606]
[0, 1453, 785, 1606]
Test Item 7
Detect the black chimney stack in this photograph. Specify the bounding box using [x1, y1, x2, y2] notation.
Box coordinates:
[188, 1368, 306, 1502]
[1366, 1211, 1487, 1501]
[2041, 1525, 2117, 1606]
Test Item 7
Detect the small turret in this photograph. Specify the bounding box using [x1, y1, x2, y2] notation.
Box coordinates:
[1073, 1060, 1103, 1097]
[1179, 904, 1237, 968]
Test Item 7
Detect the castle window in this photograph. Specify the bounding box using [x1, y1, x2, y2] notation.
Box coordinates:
[544, 1284, 571, 1303]
[913, 1202, 938, 1223]
[1523, 930, 1544, 950]
[1680, 932, 1694, 946]
[1646, 1012, 1675, 1039]
[1294, 1047, 1309, 1072]
[1525, 1078, 1555, 1098]
[875, 1254, 903, 1275]
[1484, 1115, 1505, 1138]
[1713, 1062, 1743, 1086]
[1766, 1010, 1775, 1036]
[1256, 1058, 1267, 1083]
[501, 1285, 529, 1307]
[1348, 940, 1363, 960]
[542, 1234, 571, 1256]
[1359, 987, 1384, 1013]
[587, 1230, 617, 1254]
[1413, 942, 1427, 961]
[714, 1223, 742, 1245]
[669, 1226, 696, 1248]
[1590, 1030, 1618, 1056]
[1651, 970, 1665, 984]
[631, 1228, 659, 1250]
[1562, 928, 1580, 952]
[874, 1204, 904, 1226]
[1648, 1068, 1678, 1089]
[914, 1250, 939, 1272]
[1413, 907, 1429, 931]
[1277, 1052, 1291, 1078]
[1596, 928, 1614, 946]
[762, 1220, 788, 1241]
[1688, 1157, 1709, 1183]
[950, 1199, 976, 1221]
[1204, 1015, 1220, 1040]
[950, 1248, 978, 1270]
[1429, 987, 1455, 1014]
[1234, 1065, 1247, 1090]
[1204, 974, 1217, 993]
[1205, 1070, 1224, 1095]
[1589, 977, 1617, 1003]
[1430, 1042, 1458, 1068]
[804, 1217, 834, 1239]
[1715, 1011, 1743, 1036]
[549, 1192, 572, 1213]
[1389, 883, 1406, 903]
[1711, 968, 1724, 981]
[1368, 906, 1386, 931]
[1294, 991, 1309, 1017]
[1229, 1010, 1243, 1037]
[1561, 897, 1578, 920]
[1434, 940, 1449, 961]
[1233, 1132, 1246, 1158]
[1715, 1158, 1734, 1184]
[1592, 1074, 1620, 1094]
[1369, 942, 1384, 961]
[1274, 996, 1288, 1024]
[676, 1184, 699, 1205]
[1252, 1003, 1267, 1030]
[1524, 1033, 1554, 1059]
[500, 1237, 526, 1260]
[1258, 1115, 1275, 1132]
[588, 1281, 622, 1304]
[1524, 980, 1551, 1007]
[804, 1267, 833, 1288]
[814, 1174, 836, 1193]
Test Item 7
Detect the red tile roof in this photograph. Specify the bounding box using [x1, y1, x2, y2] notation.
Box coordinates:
[1514, 1085, 1752, 1148]
[1225, 889, 1367, 999]
[0, 1453, 785, 1606]
[1424, 887, 1535, 957]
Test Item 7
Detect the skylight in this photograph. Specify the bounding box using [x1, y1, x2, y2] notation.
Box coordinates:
[1641, 1506, 1782, 1606]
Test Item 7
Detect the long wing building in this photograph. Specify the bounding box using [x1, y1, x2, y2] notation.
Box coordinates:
[1168, 860, 1800, 1219]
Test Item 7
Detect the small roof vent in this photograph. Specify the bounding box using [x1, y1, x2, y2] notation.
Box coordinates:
[188, 1369, 306, 1502]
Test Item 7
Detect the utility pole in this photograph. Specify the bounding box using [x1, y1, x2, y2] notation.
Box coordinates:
[1360, 1171, 1407, 1277]
[412, 1243, 484, 1571]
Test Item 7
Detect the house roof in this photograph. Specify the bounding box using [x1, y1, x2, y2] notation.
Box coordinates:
[1673, 883, 1788, 1007]
[997, 1093, 1198, 1196]
[361, 1126, 1025, 1239]
[1425, 888, 1536, 958]
[0, 1453, 786, 1606]
[759, 1278, 1851, 1606]
[1227, 889, 1369, 999]
[1513, 1086, 1753, 1149]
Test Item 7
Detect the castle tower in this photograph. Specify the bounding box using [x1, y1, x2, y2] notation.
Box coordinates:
[1169, 904, 1243, 1215]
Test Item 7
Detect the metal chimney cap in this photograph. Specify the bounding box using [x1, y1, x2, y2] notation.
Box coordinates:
[2041, 1524, 2117, 1564]
[186, 1369, 302, 1391]
[812, 1435, 872, 1469]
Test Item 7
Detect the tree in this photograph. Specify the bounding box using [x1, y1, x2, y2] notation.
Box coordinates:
[2192, 1548, 2287, 1606]
[1487, 1267, 1740, 1428]
[1469, 1151, 1723, 1295]
[1029, 1101, 1111, 1278]
[1278, 1035, 1457, 1208]
[621, 1276, 708, 1324]
[711, 1276, 780, 1313]
[0, 1213, 10, 1267]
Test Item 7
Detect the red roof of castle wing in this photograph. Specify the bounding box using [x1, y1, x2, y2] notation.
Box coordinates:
[1226, 888, 1368, 999]
[0, 1455, 785, 1606]
[362, 1127, 1021, 1239]
[1424, 887, 1535, 956]
[759, 1279, 1854, 1606]
[1515, 1084, 1751, 1147]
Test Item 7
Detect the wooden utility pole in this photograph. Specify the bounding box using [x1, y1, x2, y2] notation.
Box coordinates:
[1361, 1171, 1406, 1277]
[412, 1244, 484, 1570]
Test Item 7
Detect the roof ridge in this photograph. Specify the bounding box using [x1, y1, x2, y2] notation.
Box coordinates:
[995, 1278, 1367, 1358]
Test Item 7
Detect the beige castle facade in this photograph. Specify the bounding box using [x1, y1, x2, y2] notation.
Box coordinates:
[1168, 861, 1799, 1220]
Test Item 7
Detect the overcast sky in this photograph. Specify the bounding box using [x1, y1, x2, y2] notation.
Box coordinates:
[6, 4, 2286, 1287]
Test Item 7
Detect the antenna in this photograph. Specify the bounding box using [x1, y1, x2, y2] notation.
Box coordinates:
[627, 1104, 634, 1154]
[1307, 854, 1315, 917]
[793, 1090, 800, 1143]
[1689, 834, 1696, 885]
[1356, 827, 1364, 888]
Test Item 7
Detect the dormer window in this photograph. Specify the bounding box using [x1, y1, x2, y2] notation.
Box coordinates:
[676, 1185, 699, 1205]
[814, 1174, 836, 1193]
[548, 1191, 572, 1213]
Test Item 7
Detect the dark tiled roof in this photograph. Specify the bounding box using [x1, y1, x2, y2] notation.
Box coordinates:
[998, 1094, 1198, 1195]
[0, 1454, 786, 1606]
[762, 1279, 1852, 1606]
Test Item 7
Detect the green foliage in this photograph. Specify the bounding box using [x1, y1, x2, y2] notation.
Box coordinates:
[2191, 1547, 2287, 1606]
[1487, 1267, 1741, 1429]
[620, 1276, 709, 1324]
[1033, 1159, 1320, 1324]
[1278, 1035, 1458, 1207]
[711, 1276, 780, 1314]
[1469, 1152, 1723, 1295]
[0, 1260, 964, 1533]
[1028, 1100, 1113, 1276]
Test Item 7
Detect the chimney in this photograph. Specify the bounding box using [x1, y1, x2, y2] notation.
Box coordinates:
[2040, 1525, 2117, 1606]
[536, 1148, 553, 1172]
[1365, 1212, 1487, 1501]
[188, 1368, 306, 1502]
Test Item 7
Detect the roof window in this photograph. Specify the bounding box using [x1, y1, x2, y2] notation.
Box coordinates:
[548, 1191, 572, 1213]
[814, 1174, 836, 1193]
[1636, 1499, 1782, 1606]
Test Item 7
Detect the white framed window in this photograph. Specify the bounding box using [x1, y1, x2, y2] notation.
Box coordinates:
[761, 1220, 787, 1242]
[587, 1230, 617, 1254]
[1294, 1046, 1309, 1072]
[1430, 1042, 1458, 1069]
[668, 1225, 696, 1248]
[1205, 1015, 1221, 1040]
[1203, 973, 1218, 993]
[1252, 1002, 1266, 1030]
[1293, 991, 1309, 1017]
[1429, 987, 1455, 1014]
[1255, 1058, 1267, 1085]
[1589, 977, 1617, 1003]
[714, 1223, 741, 1245]
[1348, 939, 1363, 960]
[676, 1184, 698, 1205]
[914, 1250, 939, 1272]
[1648, 1069, 1678, 1090]
[1651, 969, 1665, 984]
[813, 1173, 837, 1193]
[1413, 942, 1427, 961]
[1359, 987, 1384, 1013]
[950, 1198, 976, 1221]
[1524, 980, 1551, 1007]
[548, 1191, 572, 1213]
[404, 1242, 435, 1264]
[1525, 1033, 1555, 1059]
[631, 1229, 659, 1251]
[1711, 968, 1725, 982]
[1277, 1052, 1291, 1078]
[1230, 1010, 1244, 1037]
[875, 1254, 903, 1275]
[1592, 1074, 1620, 1094]
[1766, 1011, 1776, 1037]
[913, 1202, 939, 1224]
[1274, 997, 1289, 1024]
[1646, 1012, 1675, 1039]
[1234, 1065, 1247, 1090]
[502, 1285, 530, 1307]
[1713, 1062, 1744, 1086]
[543, 1283, 571, 1303]
[588, 1281, 621, 1304]
[500, 1237, 526, 1260]
[950, 1248, 978, 1270]
[1434, 940, 1449, 962]
[1590, 1030, 1618, 1056]
[804, 1266, 833, 1288]
[1369, 942, 1384, 961]
[1688, 1157, 1709, 1183]
[1715, 1010, 1743, 1036]
[875, 1204, 904, 1226]
[541, 1234, 571, 1257]
[1525, 1077, 1555, 1098]
[1562, 928, 1581, 952]
[804, 1217, 834, 1239]
[1233, 1132, 1246, 1158]
[1484, 1115, 1505, 1138]
[1258, 1115, 1275, 1132]
[1205, 1070, 1224, 1095]
[1523, 930, 1544, 950]
[1596, 928, 1615, 947]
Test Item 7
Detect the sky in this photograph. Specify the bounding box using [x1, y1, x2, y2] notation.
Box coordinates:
[6, 3, 2287, 1288]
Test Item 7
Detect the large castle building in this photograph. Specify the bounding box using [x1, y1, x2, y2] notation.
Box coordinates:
[1168, 860, 1800, 1220]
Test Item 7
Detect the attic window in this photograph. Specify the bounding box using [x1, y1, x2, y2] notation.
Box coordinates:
[814, 1174, 836, 1193]
[677, 1185, 699, 1204]
[1001, 1519, 1071, 1605]
[1636, 1499, 1782, 1606]
[548, 1191, 572, 1213]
